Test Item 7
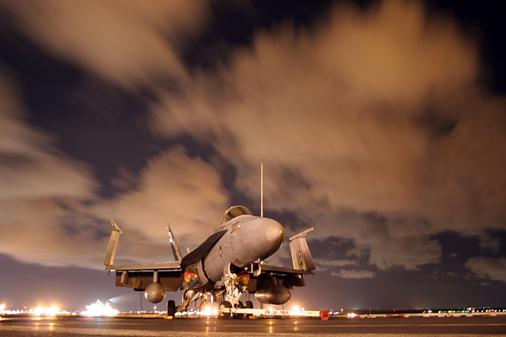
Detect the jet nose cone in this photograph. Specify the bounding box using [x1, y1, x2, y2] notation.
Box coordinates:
[265, 219, 284, 245]
[257, 218, 284, 257]
[244, 217, 285, 261]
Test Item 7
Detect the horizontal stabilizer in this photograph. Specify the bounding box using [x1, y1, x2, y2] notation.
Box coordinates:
[289, 227, 315, 271]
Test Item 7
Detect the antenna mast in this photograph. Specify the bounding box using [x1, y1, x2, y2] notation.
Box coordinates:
[260, 163, 264, 218]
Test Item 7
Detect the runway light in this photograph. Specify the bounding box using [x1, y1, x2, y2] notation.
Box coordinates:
[290, 305, 304, 316]
[200, 304, 218, 318]
[33, 305, 60, 317]
[81, 300, 119, 317]
[347, 312, 357, 318]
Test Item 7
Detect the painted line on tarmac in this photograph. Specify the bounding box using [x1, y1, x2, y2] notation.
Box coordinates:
[0, 325, 505, 337]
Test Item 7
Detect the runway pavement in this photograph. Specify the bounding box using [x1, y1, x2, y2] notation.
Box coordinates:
[1, 316, 506, 336]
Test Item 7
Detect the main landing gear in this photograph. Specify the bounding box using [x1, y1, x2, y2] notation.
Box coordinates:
[217, 264, 254, 319]
[167, 300, 176, 317]
[219, 300, 232, 318]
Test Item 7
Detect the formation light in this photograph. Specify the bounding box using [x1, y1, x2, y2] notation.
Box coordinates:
[81, 300, 119, 317]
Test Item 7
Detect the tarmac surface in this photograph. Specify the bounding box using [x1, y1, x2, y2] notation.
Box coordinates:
[1, 316, 506, 336]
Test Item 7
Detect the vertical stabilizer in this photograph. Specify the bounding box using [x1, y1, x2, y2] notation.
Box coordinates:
[168, 225, 182, 261]
[104, 219, 122, 269]
[289, 227, 315, 271]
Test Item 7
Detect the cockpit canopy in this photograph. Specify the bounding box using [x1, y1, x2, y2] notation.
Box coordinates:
[221, 205, 252, 224]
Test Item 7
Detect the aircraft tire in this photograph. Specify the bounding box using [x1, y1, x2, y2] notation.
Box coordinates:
[219, 301, 232, 319]
[235, 301, 245, 319]
[167, 300, 176, 317]
[243, 300, 253, 319]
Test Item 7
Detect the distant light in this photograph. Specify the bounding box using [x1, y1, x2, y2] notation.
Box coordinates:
[0, 303, 5, 313]
[347, 312, 357, 318]
[33, 305, 60, 317]
[81, 300, 119, 317]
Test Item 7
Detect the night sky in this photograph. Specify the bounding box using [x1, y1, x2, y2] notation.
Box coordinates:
[0, 0, 505, 312]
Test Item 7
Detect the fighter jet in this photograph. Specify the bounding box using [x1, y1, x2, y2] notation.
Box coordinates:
[103, 168, 314, 316]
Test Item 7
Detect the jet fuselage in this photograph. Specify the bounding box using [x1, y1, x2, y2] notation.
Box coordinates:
[180, 215, 285, 289]
[203, 215, 285, 282]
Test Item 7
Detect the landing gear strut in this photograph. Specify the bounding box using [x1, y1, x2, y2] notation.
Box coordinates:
[178, 289, 202, 312]
[222, 263, 249, 305]
[223, 273, 242, 306]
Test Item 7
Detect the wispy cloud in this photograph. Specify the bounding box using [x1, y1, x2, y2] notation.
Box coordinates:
[92, 146, 229, 260]
[466, 257, 506, 283]
[0, 75, 99, 266]
[2, 0, 210, 87]
[331, 269, 376, 279]
[315, 258, 357, 270]
[150, 1, 505, 272]
[0, 74, 229, 267]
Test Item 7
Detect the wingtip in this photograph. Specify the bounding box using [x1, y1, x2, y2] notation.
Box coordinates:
[289, 227, 314, 241]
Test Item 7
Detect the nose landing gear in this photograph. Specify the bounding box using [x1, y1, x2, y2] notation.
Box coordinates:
[223, 272, 243, 306]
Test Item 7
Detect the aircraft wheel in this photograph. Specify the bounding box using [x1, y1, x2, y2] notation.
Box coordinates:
[167, 300, 176, 317]
[219, 301, 232, 319]
[235, 301, 245, 319]
[243, 300, 253, 319]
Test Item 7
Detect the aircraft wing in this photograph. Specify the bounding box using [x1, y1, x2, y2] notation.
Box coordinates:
[259, 263, 313, 275]
[112, 261, 181, 272]
[246, 262, 310, 290]
[104, 220, 184, 291]
[112, 266, 183, 291]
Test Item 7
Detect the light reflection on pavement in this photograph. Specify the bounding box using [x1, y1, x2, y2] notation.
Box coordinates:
[0, 316, 505, 336]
